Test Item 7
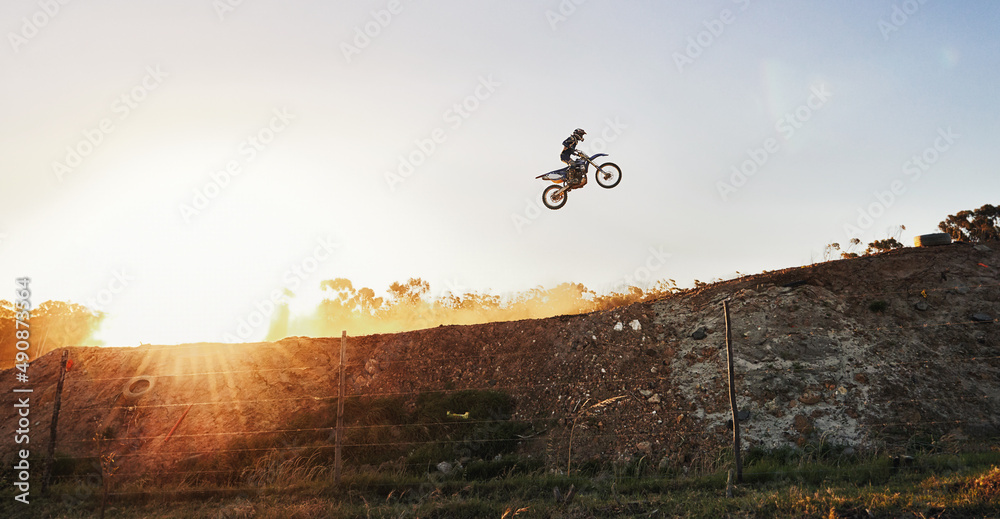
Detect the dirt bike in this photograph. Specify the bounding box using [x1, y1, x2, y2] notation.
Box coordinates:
[535, 150, 622, 210]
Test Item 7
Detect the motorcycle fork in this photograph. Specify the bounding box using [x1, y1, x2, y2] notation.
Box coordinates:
[552, 179, 575, 197]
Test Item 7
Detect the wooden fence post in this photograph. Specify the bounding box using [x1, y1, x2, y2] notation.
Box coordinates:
[42, 349, 69, 494]
[335, 331, 346, 485]
[723, 300, 743, 484]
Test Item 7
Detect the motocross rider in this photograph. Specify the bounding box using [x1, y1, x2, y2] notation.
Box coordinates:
[561, 128, 587, 186]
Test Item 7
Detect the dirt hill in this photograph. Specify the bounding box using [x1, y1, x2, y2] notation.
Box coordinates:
[2, 242, 999, 477]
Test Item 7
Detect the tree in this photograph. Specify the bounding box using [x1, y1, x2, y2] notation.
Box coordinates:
[938, 204, 1000, 243]
[825, 238, 862, 259]
[865, 237, 904, 255]
[823, 242, 842, 261]
[307, 276, 679, 337]
[319, 278, 384, 316]
[387, 278, 429, 307]
[0, 300, 104, 369]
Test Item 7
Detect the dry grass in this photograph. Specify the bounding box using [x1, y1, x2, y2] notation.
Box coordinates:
[963, 465, 1000, 501]
[7, 449, 1000, 519]
[241, 451, 332, 488]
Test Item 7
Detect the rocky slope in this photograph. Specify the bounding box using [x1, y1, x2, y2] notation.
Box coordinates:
[2, 242, 998, 475]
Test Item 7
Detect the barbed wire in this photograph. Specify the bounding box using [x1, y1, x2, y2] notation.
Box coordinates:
[45, 456, 985, 486]
[67, 379, 650, 412]
[52, 408, 1000, 457]
[59, 417, 555, 445]
[65, 365, 320, 383]
[9, 273, 1000, 498]
[55, 319, 998, 389]
[42, 447, 1000, 493]
[62, 377, 1000, 418]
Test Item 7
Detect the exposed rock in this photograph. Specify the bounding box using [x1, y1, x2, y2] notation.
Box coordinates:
[798, 393, 822, 405]
[4, 240, 1000, 476]
[971, 313, 993, 322]
[793, 414, 813, 435]
[915, 301, 929, 311]
[691, 327, 707, 340]
[636, 441, 652, 455]
[726, 410, 752, 430]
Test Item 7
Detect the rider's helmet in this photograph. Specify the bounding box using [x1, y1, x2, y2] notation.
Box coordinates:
[573, 128, 586, 141]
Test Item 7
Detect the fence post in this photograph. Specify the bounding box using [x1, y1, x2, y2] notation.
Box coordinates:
[42, 349, 69, 494]
[723, 300, 743, 484]
[335, 331, 346, 485]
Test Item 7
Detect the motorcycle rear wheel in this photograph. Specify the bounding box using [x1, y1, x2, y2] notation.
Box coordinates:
[595, 162, 622, 188]
[543, 185, 567, 210]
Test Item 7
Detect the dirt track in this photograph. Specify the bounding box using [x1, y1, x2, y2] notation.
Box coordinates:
[2, 242, 999, 474]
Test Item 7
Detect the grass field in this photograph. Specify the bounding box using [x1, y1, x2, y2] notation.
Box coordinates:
[3, 449, 999, 518]
[4, 391, 999, 518]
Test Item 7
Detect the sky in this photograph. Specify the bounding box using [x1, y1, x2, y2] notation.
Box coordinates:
[2, 0, 999, 348]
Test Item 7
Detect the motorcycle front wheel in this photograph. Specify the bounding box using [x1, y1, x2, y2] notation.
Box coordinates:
[595, 163, 622, 189]
[542, 185, 567, 210]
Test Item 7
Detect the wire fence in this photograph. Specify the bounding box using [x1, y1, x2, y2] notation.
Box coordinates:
[8, 279, 1000, 509]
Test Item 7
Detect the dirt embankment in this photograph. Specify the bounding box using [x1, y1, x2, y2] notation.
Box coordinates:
[1, 242, 998, 473]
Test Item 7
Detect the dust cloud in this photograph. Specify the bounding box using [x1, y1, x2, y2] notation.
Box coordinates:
[266, 277, 677, 340]
[0, 300, 105, 369]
